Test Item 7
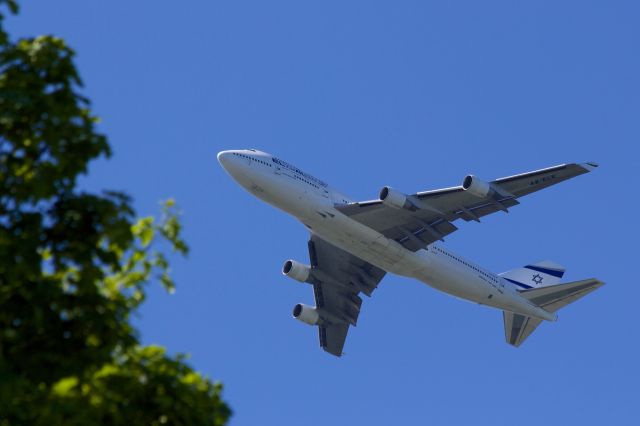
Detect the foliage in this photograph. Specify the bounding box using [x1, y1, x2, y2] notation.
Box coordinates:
[0, 2, 230, 425]
[41, 345, 230, 426]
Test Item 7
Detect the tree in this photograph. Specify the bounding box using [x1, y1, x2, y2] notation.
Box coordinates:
[0, 1, 230, 424]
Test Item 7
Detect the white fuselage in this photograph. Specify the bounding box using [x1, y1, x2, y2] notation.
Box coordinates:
[218, 149, 556, 321]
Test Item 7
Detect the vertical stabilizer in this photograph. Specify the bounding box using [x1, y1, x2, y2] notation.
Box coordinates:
[499, 260, 565, 289]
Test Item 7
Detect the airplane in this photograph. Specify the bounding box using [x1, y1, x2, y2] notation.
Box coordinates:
[217, 149, 603, 356]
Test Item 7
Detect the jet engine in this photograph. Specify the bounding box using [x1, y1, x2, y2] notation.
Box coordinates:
[292, 303, 319, 325]
[379, 186, 413, 210]
[462, 175, 492, 198]
[282, 259, 310, 283]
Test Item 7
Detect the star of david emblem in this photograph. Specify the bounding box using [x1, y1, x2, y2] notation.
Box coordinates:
[531, 274, 543, 285]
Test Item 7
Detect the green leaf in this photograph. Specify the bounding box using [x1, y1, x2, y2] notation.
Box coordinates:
[51, 376, 79, 397]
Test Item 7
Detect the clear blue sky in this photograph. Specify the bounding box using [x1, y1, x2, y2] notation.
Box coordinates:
[9, 1, 639, 425]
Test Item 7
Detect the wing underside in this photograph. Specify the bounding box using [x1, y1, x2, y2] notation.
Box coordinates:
[306, 235, 386, 356]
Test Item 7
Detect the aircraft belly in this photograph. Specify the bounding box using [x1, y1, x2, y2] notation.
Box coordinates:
[425, 267, 484, 300]
[306, 210, 407, 272]
[408, 252, 500, 305]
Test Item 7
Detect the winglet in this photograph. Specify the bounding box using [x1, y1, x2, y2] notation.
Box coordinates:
[580, 162, 599, 172]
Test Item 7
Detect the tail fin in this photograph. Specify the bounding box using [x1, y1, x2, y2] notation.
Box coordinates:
[499, 260, 565, 289]
[503, 278, 604, 347]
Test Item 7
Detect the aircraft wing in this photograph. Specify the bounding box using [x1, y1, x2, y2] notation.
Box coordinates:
[336, 162, 598, 251]
[306, 234, 386, 356]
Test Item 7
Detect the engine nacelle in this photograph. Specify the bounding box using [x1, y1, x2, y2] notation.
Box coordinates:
[282, 259, 311, 283]
[379, 186, 412, 210]
[462, 175, 492, 198]
[292, 303, 319, 325]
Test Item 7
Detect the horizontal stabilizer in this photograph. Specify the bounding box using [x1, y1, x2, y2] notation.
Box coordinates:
[503, 278, 604, 347]
[503, 312, 542, 347]
[519, 278, 604, 312]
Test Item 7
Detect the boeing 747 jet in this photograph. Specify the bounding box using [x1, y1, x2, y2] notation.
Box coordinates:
[218, 149, 603, 356]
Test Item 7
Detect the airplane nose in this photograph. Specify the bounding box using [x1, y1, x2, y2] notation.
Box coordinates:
[217, 150, 230, 166]
[217, 150, 247, 179]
